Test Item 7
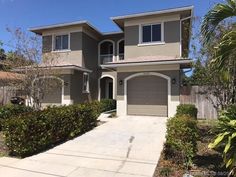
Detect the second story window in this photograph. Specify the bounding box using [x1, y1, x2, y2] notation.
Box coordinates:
[118, 39, 124, 60]
[141, 23, 162, 43]
[99, 40, 114, 64]
[54, 34, 69, 51]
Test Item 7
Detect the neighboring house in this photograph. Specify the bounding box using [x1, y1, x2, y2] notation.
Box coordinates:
[29, 6, 193, 117]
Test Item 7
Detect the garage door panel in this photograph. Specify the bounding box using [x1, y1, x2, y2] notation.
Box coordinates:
[128, 105, 167, 116]
[127, 75, 168, 116]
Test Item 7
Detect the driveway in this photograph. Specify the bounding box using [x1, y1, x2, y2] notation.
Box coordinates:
[0, 116, 167, 177]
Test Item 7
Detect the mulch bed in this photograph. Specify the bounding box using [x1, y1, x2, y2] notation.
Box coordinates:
[153, 120, 229, 177]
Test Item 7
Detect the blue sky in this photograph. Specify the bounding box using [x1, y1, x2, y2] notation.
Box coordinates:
[0, 0, 223, 51]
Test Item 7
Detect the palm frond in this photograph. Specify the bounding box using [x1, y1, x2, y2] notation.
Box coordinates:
[201, 0, 236, 45]
[211, 30, 236, 69]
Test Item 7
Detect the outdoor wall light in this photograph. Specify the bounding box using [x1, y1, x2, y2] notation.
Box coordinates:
[119, 80, 123, 85]
[172, 78, 176, 85]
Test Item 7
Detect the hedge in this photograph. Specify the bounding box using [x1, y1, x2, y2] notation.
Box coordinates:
[164, 115, 198, 167]
[0, 105, 33, 130]
[100, 99, 116, 112]
[176, 104, 198, 119]
[2, 103, 98, 157]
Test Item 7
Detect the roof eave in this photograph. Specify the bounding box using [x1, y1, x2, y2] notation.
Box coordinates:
[13, 65, 92, 73]
[101, 59, 192, 68]
[111, 5, 194, 30]
[29, 20, 103, 36]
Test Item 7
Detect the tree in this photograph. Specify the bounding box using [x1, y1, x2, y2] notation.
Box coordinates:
[0, 41, 6, 64]
[201, 0, 236, 69]
[4, 28, 60, 109]
[187, 23, 236, 111]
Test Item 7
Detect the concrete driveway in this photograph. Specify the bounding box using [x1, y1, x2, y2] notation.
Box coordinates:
[0, 116, 167, 177]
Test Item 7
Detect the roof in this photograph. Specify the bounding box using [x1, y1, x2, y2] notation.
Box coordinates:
[111, 6, 193, 20]
[13, 63, 92, 73]
[111, 6, 193, 30]
[0, 71, 24, 81]
[29, 5, 194, 35]
[29, 20, 103, 36]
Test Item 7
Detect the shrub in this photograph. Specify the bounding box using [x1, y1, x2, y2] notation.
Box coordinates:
[100, 99, 116, 113]
[0, 105, 33, 130]
[0, 104, 33, 120]
[164, 115, 198, 167]
[176, 104, 198, 119]
[2, 103, 98, 157]
[209, 105, 236, 174]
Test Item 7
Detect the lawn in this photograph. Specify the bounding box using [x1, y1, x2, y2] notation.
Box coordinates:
[153, 120, 228, 177]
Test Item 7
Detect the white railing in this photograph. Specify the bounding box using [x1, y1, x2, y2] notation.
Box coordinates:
[118, 53, 124, 60]
[100, 54, 113, 64]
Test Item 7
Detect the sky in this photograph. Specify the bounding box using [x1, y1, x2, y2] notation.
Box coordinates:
[0, 0, 223, 51]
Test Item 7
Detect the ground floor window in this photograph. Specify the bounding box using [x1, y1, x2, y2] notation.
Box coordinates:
[83, 73, 89, 93]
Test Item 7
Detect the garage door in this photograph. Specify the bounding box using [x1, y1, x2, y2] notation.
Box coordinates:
[127, 75, 168, 116]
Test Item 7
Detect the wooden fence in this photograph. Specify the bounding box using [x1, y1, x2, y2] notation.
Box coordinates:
[0, 86, 17, 105]
[180, 86, 218, 119]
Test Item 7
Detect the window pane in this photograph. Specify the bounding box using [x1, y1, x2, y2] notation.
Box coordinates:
[100, 42, 113, 55]
[55, 36, 62, 50]
[119, 40, 124, 54]
[83, 74, 89, 92]
[142, 25, 151, 43]
[152, 24, 162, 42]
[62, 35, 69, 49]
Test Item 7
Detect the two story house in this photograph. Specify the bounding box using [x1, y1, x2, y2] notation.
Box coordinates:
[29, 6, 193, 117]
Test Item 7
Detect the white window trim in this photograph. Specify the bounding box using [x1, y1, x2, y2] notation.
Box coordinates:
[98, 39, 115, 65]
[117, 38, 124, 61]
[82, 73, 90, 93]
[138, 22, 165, 46]
[52, 33, 71, 52]
[98, 75, 115, 101]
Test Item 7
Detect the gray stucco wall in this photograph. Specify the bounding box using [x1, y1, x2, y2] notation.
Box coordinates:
[82, 32, 99, 100]
[70, 32, 82, 51]
[117, 70, 180, 102]
[70, 70, 89, 103]
[124, 20, 181, 59]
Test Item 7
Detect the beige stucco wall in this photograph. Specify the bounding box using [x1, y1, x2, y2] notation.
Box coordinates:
[124, 20, 181, 59]
[42, 31, 83, 67]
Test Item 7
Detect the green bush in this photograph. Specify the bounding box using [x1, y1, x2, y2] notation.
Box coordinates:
[164, 115, 198, 167]
[176, 104, 198, 119]
[0, 105, 33, 130]
[2, 103, 98, 157]
[0, 105, 33, 119]
[100, 99, 116, 113]
[209, 105, 236, 173]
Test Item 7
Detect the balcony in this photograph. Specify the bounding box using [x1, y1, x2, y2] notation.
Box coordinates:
[100, 54, 114, 64]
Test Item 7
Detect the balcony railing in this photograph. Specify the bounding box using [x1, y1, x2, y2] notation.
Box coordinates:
[100, 54, 113, 64]
[118, 53, 124, 60]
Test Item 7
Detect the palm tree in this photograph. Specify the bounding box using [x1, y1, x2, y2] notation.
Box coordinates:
[201, 0, 236, 69]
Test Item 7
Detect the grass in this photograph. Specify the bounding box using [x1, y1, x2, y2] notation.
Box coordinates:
[153, 119, 228, 177]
